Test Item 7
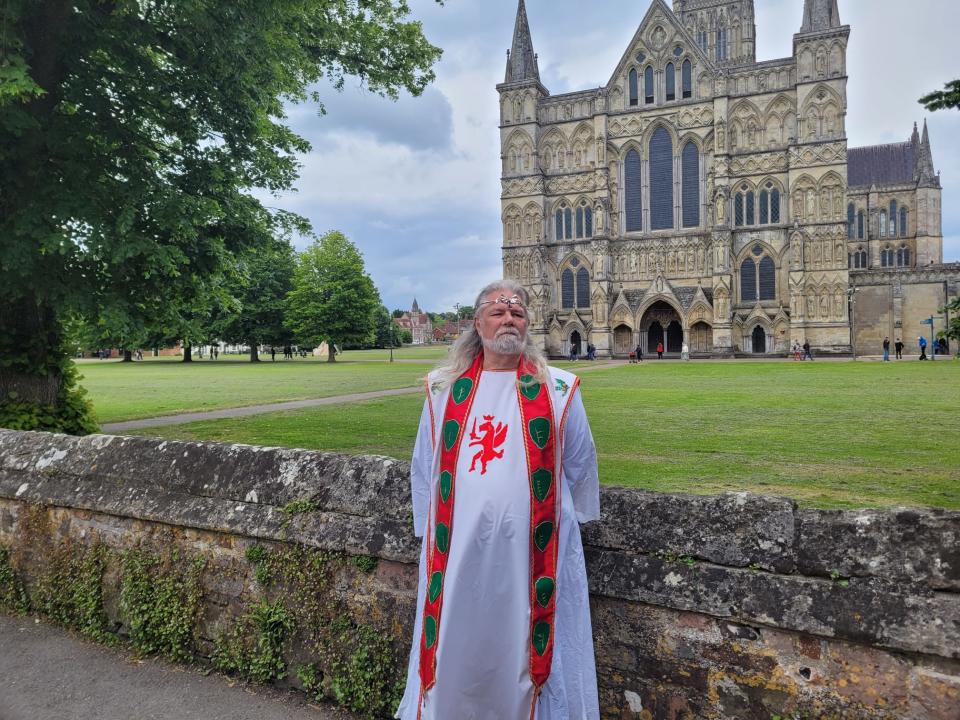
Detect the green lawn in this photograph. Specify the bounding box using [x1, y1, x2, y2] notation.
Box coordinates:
[125, 360, 960, 510]
[76, 356, 431, 423]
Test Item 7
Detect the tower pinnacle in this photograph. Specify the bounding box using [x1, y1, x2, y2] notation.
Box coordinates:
[800, 0, 841, 32]
[504, 0, 540, 84]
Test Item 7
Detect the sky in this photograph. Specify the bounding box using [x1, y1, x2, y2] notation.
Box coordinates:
[262, 0, 960, 314]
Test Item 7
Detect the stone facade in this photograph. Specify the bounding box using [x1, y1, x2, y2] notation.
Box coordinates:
[497, 0, 951, 358]
[2, 429, 959, 719]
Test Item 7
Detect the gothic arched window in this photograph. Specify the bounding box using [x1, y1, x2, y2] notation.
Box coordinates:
[625, 149, 643, 232]
[740, 257, 756, 301]
[857, 210, 864, 239]
[847, 203, 855, 240]
[576, 267, 590, 308]
[555, 209, 562, 241]
[576, 206, 584, 238]
[682, 60, 692, 99]
[556, 204, 573, 240]
[854, 247, 867, 269]
[666, 63, 676, 102]
[561, 269, 575, 309]
[879, 210, 887, 238]
[889, 200, 898, 237]
[900, 207, 908, 237]
[881, 246, 892, 267]
[682, 141, 700, 228]
[897, 245, 910, 267]
[771, 189, 780, 223]
[575, 201, 593, 239]
[649, 127, 674, 230]
[758, 256, 776, 300]
[760, 190, 769, 225]
[735, 192, 744, 227]
[644, 66, 654, 104]
[746, 190, 755, 226]
[564, 207, 573, 240]
[629, 68, 639, 107]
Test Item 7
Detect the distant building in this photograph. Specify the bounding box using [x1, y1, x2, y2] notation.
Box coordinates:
[436, 318, 472, 342]
[394, 298, 434, 344]
[498, 0, 958, 357]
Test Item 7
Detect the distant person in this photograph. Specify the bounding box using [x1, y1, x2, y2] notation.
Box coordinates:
[792, 341, 802, 361]
[681, 342, 690, 361]
[895, 338, 904, 360]
[635, 344, 643, 362]
[938, 337, 947, 356]
[270, 346, 276, 362]
[656, 341, 664, 359]
[802, 341, 813, 361]
[568, 344, 578, 362]
[882, 337, 890, 362]
[586, 342, 596, 361]
[213, 347, 219, 360]
[918, 336, 927, 360]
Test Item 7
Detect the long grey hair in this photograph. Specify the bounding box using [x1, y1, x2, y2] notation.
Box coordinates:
[433, 279, 550, 387]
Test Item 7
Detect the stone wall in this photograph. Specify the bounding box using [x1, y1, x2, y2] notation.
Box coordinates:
[0, 429, 958, 719]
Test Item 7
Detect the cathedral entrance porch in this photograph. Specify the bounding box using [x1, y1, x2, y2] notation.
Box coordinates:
[613, 324, 633, 356]
[751, 326, 767, 354]
[640, 301, 683, 356]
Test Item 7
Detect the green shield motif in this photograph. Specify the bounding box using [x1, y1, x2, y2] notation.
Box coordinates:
[532, 621, 551, 656]
[519, 375, 541, 401]
[532, 468, 552, 502]
[443, 419, 460, 451]
[429, 571, 443, 603]
[533, 520, 553, 552]
[534, 521, 554, 552]
[451, 377, 473, 405]
[425, 615, 438, 649]
[435, 522, 449, 554]
[535, 576, 555, 608]
[439, 471, 452, 503]
[528, 417, 551, 449]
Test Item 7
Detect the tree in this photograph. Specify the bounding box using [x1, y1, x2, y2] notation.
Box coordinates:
[941, 297, 960, 347]
[920, 80, 960, 112]
[399, 330, 414, 345]
[374, 305, 403, 349]
[392, 309, 406, 319]
[0, 0, 443, 432]
[213, 234, 297, 362]
[285, 232, 380, 362]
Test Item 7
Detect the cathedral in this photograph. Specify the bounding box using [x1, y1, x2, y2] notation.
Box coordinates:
[498, 0, 958, 357]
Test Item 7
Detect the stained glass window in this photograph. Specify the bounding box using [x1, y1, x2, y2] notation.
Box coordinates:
[555, 210, 563, 241]
[682, 60, 692, 99]
[576, 267, 590, 308]
[682, 141, 699, 227]
[666, 63, 676, 102]
[741, 257, 756, 301]
[857, 211, 864, 239]
[576, 207, 584, 238]
[629, 68, 638, 107]
[746, 191, 755, 226]
[735, 193, 744, 226]
[644, 66, 654, 104]
[625, 149, 642, 232]
[758, 256, 776, 300]
[771, 189, 781, 223]
[561, 269, 574, 308]
[889, 200, 898, 237]
[649, 128, 673, 230]
[564, 208, 572, 240]
[760, 190, 769, 225]
[585, 206, 593, 237]
[900, 208, 908, 237]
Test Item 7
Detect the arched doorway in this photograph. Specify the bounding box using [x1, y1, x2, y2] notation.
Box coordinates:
[751, 326, 766, 354]
[666, 321, 683, 353]
[647, 322, 664, 353]
[640, 300, 683, 355]
[614, 325, 633, 355]
[690, 322, 713, 353]
[569, 330, 582, 357]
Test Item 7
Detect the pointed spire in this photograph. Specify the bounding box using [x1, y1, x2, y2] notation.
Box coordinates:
[504, 0, 540, 84]
[412, 298, 420, 314]
[800, 0, 841, 32]
[917, 119, 937, 186]
[911, 121, 920, 148]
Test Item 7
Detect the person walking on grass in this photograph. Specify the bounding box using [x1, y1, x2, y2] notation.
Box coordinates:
[396, 279, 600, 720]
[656, 341, 664, 359]
[918, 336, 927, 360]
[895, 338, 904, 360]
[883, 337, 890, 362]
[792, 341, 802, 361]
[635, 343, 643, 363]
[802, 341, 813, 361]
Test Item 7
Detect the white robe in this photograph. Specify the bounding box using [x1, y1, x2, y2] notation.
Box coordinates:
[396, 367, 600, 720]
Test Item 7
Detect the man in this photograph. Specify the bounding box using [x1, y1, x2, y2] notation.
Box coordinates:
[895, 338, 904, 360]
[802, 340, 813, 361]
[635, 343, 643, 363]
[396, 279, 600, 720]
[882, 337, 890, 362]
[918, 336, 928, 360]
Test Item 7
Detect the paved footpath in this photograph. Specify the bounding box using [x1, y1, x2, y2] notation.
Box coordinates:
[0, 614, 358, 720]
[100, 361, 622, 434]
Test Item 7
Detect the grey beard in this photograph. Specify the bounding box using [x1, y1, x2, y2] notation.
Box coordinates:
[482, 332, 525, 355]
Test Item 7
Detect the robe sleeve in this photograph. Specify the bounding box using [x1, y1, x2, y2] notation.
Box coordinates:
[562, 387, 600, 524]
[410, 396, 434, 538]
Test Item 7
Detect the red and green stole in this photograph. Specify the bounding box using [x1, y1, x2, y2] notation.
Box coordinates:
[418, 351, 560, 695]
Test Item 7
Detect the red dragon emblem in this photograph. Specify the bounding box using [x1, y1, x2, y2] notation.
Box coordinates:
[467, 414, 508, 475]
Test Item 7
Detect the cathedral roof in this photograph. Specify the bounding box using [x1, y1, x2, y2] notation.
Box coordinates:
[847, 142, 915, 188]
